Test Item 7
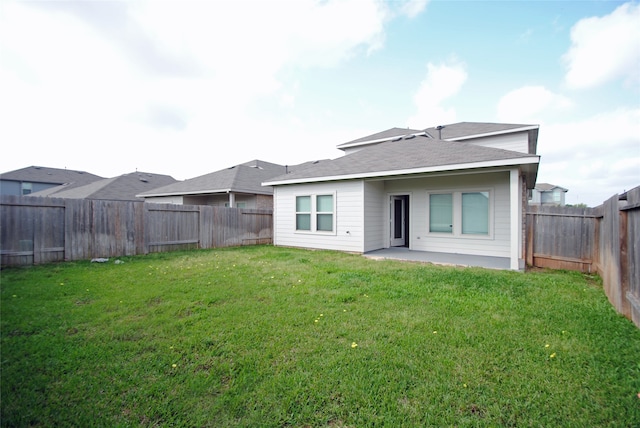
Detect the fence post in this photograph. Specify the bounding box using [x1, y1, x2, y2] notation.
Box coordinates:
[33, 207, 44, 264]
[619, 208, 630, 317]
[526, 211, 534, 267]
[143, 203, 150, 255]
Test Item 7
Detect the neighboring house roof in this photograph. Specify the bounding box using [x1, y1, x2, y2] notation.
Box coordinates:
[0, 166, 103, 185]
[30, 171, 177, 201]
[137, 160, 296, 198]
[534, 183, 568, 192]
[264, 135, 540, 187]
[337, 127, 424, 149]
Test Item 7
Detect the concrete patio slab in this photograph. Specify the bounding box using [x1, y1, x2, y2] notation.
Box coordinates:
[364, 247, 511, 270]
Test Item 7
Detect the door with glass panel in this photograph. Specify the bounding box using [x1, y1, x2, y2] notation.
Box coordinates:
[390, 195, 408, 247]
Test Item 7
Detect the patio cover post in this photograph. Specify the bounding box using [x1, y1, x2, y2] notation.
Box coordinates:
[509, 168, 521, 270]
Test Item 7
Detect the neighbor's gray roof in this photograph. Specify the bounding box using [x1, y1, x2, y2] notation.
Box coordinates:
[535, 183, 568, 192]
[424, 122, 535, 140]
[31, 171, 177, 201]
[265, 135, 539, 185]
[137, 160, 309, 198]
[0, 166, 103, 185]
[337, 127, 424, 148]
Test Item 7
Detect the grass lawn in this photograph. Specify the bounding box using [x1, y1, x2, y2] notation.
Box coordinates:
[1, 245, 639, 427]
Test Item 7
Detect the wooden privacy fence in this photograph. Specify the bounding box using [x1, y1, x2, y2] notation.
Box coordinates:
[526, 186, 640, 328]
[526, 205, 598, 272]
[0, 195, 272, 266]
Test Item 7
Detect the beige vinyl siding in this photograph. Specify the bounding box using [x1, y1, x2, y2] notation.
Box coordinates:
[273, 180, 364, 252]
[384, 171, 511, 257]
[363, 180, 385, 252]
[462, 132, 529, 154]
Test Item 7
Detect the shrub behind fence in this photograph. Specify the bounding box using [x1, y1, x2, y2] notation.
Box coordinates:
[0, 195, 272, 266]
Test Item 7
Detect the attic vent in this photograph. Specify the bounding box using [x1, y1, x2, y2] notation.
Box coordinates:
[250, 165, 263, 169]
[404, 134, 415, 140]
[313, 160, 320, 164]
[391, 137, 402, 142]
[139, 177, 148, 183]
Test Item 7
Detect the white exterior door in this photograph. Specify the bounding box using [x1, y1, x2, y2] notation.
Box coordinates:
[390, 196, 406, 247]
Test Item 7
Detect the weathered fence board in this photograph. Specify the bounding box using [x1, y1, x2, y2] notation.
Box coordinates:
[615, 188, 640, 327]
[527, 185, 640, 328]
[0, 195, 66, 265]
[599, 194, 625, 315]
[526, 204, 598, 272]
[0, 195, 272, 266]
[146, 204, 200, 253]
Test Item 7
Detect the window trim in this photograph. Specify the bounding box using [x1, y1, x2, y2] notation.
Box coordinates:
[21, 182, 32, 195]
[294, 192, 336, 235]
[295, 195, 311, 231]
[426, 188, 494, 239]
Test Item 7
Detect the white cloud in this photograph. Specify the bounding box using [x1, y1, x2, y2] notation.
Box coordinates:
[563, 2, 640, 89]
[0, 0, 403, 179]
[496, 85, 572, 123]
[399, 0, 429, 18]
[535, 108, 640, 206]
[406, 59, 468, 128]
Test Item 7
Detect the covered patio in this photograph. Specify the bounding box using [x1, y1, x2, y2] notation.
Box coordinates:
[364, 247, 511, 270]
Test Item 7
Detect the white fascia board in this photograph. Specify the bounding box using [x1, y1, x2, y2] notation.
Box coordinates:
[264, 156, 540, 186]
[445, 125, 539, 141]
[336, 132, 428, 149]
[138, 187, 275, 198]
[137, 188, 232, 198]
[230, 187, 274, 195]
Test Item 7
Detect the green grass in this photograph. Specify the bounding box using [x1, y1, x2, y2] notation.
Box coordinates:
[1, 245, 639, 427]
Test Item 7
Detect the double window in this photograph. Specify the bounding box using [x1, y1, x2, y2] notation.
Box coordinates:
[428, 191, 491, 236]
[296, 194, 335, 233]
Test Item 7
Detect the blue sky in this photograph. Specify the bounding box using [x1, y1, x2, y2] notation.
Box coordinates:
[1, 0, 638, 206]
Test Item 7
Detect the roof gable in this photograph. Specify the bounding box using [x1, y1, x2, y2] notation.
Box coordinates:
[424, 122, 535, 140]
[535, 183, 568, 192]
[36, 172, 177, 201]
[137, 160, 295, 198]
[337, 127, 424, 149]
[1, 166, 103, 185]
[337, 122, 539, 154]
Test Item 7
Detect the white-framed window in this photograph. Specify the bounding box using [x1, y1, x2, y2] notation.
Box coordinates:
[296, 196, 311, 231]
[21, 182, 32, 195]
[428, 189, 492, 237]
[295, 193, 335, 233]
[462, 191, 489, 235]
[429, 193, 453, 233]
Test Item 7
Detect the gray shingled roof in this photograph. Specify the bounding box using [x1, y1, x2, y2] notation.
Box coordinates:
[266, 135, 539, 185]
[337, 127, 424, 148]
[423, 122, 533, 139]
[1, 166, 103, 185]
[535, 183, 568, 192]
[137, 160, 299, 197]
[33, 171, 177, 201]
